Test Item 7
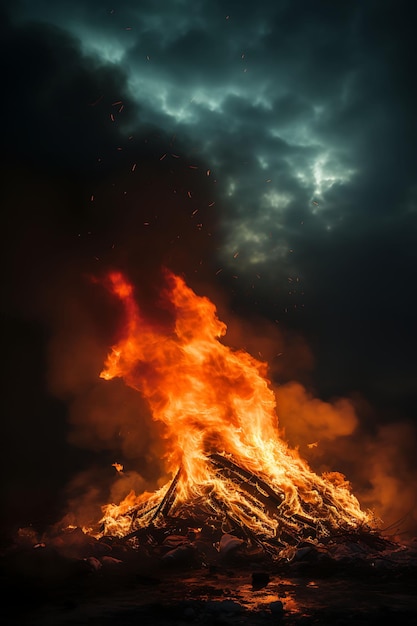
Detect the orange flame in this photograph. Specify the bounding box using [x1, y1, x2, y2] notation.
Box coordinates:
[99, 270, 372, 539]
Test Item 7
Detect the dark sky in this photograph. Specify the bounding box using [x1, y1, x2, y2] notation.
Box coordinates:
[1, 0, 416, 540]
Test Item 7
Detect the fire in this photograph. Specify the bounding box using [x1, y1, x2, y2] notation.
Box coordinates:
[98, 270, 372, 542]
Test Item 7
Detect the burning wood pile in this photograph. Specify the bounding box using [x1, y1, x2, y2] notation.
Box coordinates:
[95, 271, 374, 555]
[100, 454, 372, 557]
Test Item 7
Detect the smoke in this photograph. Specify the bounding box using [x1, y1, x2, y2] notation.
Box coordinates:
[275, 381, 417, 537]
[356, 422, 417, 536]
[220, 314, 315, 383]
[39, 270, 172, 528]
[275, 380, 359, 446]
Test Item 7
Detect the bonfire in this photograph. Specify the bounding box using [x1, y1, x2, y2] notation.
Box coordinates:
[97, 270, 374, 553]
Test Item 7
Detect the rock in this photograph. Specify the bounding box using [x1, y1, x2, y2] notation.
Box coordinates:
[270, 600, 284, 617]
[218, 533, 245, 558]
[251, 571, 270, 589]
[161, 543, 197, 566]
[85, 556, 102, 572]
[294, 546, 318, 562]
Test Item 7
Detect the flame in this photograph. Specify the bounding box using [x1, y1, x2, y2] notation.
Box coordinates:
[98, 270, 372, 540]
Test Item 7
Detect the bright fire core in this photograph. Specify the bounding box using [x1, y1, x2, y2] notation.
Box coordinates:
[99, 270, 372, 541]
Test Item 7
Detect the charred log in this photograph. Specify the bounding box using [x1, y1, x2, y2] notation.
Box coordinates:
[150, 467, 182, 521]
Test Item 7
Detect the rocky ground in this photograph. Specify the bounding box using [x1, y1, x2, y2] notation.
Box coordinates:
[1, 526, 417, 625]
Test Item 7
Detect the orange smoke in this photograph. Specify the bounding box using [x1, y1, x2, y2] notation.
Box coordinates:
[275, 381, 359, 450]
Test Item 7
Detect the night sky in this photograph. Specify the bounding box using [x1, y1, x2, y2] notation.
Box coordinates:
[1, 0, 416, 541]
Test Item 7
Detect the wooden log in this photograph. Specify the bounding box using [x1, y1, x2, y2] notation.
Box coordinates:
[209, 453, 285, 507]
[151, 466, 182, 520]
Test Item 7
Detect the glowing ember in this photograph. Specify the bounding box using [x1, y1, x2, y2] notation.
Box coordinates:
[98, 270, 373, 543]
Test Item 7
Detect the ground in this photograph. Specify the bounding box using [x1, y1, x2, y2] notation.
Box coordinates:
[2, 531, 417, 625]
